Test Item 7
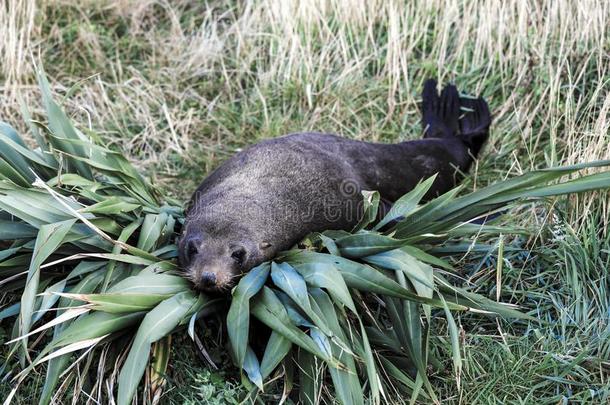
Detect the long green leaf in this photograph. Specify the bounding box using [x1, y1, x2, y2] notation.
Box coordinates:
[336, 233, 408, 258]
[243, 346, 264, 391]
[271, 262, 333, 336]
[107, 273, 189, 294]
[250, 287, 341, 368]
[260, 331, 292, 379]
[117, 291, 204, 405]
[286, 251, 463, 309]
[39, 271, 105, 405]
[227, 263, 270, 367]
[37, 71, 93, 180]
[310, 288, 364, 405]
[19, 219, 76, 353]
[373, 174, 437, 231]
[298, 349, 322, 405]
[352, 190, 380, 232]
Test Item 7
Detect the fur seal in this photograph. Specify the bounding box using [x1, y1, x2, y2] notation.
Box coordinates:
[179, 79, 491, 292]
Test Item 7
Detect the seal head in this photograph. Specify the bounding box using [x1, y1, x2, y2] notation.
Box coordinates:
[178, 215, 273, 292]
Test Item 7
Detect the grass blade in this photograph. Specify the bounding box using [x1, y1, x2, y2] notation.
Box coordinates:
[244, 346, 264, 391]
[352, 190, 380, 232]
[260, 331, 292, 379]
[227, 263, 270, 367]
[250, 287, 341, 368]
[18, 219, 76, 355]
[117, 291, 204, 405]
[335, 233, 408, 258]
[373, 174, 437, 231]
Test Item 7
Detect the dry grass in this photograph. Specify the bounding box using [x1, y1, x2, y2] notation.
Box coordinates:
[0, 0, 36, 89]
[1, 0, 609, 402]
[1, 0, 608, 207]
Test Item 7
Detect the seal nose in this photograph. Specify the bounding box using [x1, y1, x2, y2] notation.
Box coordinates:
[200, 272, 216, 288]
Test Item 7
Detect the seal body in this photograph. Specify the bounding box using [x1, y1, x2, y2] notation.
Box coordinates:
[179, 80, 491, 291]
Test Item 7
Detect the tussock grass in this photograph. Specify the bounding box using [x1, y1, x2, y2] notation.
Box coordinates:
[2, 1, 608, 201]
[0, 0, 36, 90]
[1, 0, 609, 403]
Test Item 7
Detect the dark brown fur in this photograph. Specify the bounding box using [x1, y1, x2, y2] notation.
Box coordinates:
[179, 80, 491, 292]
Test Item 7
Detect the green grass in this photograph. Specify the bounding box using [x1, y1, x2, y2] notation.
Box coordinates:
[432, 217, 610, 404]
[1, 0, 609, 403]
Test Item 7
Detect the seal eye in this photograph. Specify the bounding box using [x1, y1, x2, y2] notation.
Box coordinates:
[231, 246, 246, 265]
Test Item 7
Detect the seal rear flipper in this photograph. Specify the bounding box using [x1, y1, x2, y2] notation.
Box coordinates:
[421, 79, 460, 139]
[459, 96, 491, 156]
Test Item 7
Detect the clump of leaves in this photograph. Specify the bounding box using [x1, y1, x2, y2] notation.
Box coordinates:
[1, 73, 610, 404]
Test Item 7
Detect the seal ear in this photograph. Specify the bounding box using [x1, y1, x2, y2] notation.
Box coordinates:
[259, 241, 272, 249]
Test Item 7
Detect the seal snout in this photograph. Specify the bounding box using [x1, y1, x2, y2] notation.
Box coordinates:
[200, 271, 217, 288]
[192, 265, 234, 293]
[178, 224, 262, 293]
